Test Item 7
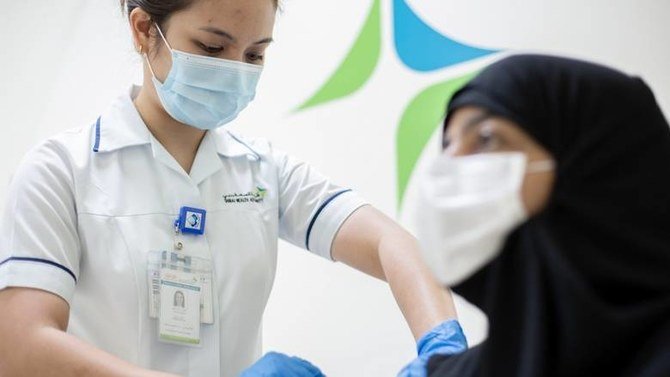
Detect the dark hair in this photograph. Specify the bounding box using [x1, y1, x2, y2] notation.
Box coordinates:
[121, 0, 193, 28]
[120, 0, 279, 27]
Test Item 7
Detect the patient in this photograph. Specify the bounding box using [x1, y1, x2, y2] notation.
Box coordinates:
[405, 54, 670, 377]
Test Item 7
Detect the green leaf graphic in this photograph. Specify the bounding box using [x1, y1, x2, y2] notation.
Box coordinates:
[296, 0, 382, 111]
[396, 73, 476, 209]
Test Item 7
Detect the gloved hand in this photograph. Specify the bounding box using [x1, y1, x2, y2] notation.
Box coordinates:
[397, 319, 468, 377]
[240, 352, 326, 377]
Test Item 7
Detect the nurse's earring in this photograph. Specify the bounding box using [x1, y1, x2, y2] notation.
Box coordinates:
[139, 44, 159, 80]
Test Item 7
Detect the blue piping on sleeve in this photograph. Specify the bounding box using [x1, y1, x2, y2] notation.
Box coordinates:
[0, 256, 77, 283]
[305, 189, 352, 251]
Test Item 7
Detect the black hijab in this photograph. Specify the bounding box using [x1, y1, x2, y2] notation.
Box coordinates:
[428, 54, 670, 377]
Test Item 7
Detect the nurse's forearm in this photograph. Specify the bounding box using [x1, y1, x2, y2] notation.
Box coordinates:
[23, 327, 180, 377]
[377, 227, 458, 340]
[0, 288, 179, 377]
[332, 206, 458, 340]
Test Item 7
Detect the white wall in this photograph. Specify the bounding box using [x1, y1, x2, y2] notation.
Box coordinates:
[1, 1, 668, 376]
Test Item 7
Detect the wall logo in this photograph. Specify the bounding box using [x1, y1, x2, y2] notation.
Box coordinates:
[295, 0, 500, 210]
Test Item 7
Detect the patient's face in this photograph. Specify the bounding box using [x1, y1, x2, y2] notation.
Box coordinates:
[443, 106, 556, 216]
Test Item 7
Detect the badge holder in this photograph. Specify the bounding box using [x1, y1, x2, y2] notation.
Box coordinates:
[146, 207, 214, 348]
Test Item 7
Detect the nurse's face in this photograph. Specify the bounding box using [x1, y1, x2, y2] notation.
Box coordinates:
[132, 0, 276, 81]
[443, 106, 556, 217]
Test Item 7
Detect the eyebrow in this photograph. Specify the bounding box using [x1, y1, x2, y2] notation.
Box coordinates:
[443, 111, 491, 149]
[199, 26, 274, 45]
[462, 111, 492, 134]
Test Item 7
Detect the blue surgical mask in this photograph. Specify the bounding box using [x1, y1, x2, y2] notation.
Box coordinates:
[144, 25, 263, 130]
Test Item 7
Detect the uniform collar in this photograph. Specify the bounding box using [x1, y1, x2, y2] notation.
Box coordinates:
[212, 129, 261, 161]
[94, 85, 260, 161]
[185, 130, 261, 185]
[93, 86, 152, 153]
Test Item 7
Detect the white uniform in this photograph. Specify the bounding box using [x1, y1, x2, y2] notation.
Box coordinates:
[0, 86, 367, 376]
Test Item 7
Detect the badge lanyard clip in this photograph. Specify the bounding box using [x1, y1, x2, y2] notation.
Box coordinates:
[176, 206, 207, 235]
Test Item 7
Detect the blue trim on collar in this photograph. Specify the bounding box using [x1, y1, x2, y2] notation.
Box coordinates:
[0, 257, 77, 283]
[92, 116, 101, 153]
[226, 132, 261, 160]
[305, 189, 352, 251]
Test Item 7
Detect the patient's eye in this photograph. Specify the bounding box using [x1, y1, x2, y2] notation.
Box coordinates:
[442, 135, 451, 150]
[475, 125, 501, 152]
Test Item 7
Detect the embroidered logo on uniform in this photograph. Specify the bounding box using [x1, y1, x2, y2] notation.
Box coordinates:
[223, 186, 267, 204]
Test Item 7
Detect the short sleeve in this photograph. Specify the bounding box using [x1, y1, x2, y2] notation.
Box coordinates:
[0, 140, 80, 305]
[274, 148, 368, 260]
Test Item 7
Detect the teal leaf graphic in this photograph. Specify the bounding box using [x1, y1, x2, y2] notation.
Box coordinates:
[393, 0, 498, 71]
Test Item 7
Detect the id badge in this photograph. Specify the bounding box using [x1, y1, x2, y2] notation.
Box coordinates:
[147, 251, 214, 324]
[158, 268, 202, 346]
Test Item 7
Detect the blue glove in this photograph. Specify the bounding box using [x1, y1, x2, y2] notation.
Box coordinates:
[397, 320, 468, 377]
[240, 352, 326, 377]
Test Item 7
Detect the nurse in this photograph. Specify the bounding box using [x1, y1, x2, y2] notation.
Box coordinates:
[0, 0, 460, 376]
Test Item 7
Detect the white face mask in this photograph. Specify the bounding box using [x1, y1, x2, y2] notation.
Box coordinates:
[415, 152, 555, 286]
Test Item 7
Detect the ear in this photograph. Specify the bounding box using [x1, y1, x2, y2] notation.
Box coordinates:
[128, 7, 154, 53]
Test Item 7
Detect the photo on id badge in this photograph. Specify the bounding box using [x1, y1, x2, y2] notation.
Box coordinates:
[159, 269, 202, 346]
[174, 290, 186, 309]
